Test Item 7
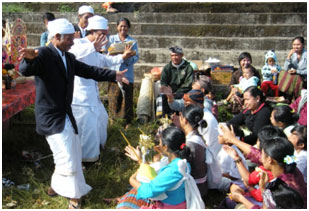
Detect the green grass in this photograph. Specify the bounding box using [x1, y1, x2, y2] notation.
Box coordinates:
[2, 3, 33, 12]
[57, 3, 75, 13]
[2, 92, 228, 208]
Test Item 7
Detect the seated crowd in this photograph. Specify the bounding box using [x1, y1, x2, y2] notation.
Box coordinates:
[113, 36, 306, 209]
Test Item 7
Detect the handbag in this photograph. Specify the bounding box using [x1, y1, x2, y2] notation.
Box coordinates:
[278, 71, 303, 97]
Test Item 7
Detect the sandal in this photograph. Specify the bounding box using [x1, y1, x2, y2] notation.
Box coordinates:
[68, 199, 81, 209]
[47, 187, 58, 197]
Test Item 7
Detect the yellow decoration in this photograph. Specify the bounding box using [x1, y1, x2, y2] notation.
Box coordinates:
[138, 163, 157, 180]
[2, 69, 8, 75]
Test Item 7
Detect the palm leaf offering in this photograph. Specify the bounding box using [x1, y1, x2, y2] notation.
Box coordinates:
[108, 41, 134, 55]
[159, 114, 172, 129]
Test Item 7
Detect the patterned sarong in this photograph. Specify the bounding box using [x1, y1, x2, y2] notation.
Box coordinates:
[116, 188, 151, 209]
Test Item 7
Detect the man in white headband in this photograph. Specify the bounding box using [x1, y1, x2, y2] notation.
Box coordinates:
[69, 15, 134, 163]
[74, 5, 94, 38]
[18, 18, 128, 209]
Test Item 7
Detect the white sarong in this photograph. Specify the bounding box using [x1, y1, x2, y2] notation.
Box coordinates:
[46, 116, 92, 199]
[72, 103, 108, 162]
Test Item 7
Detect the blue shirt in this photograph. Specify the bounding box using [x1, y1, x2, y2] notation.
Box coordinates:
[108, 34, 139, 83]
[136, 158, 187, 205]
[40, 31, 49, 47]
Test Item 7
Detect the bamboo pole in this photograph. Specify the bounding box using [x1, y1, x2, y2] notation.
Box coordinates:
[119, 130, 142, 164]
[138, 127, 145, 135]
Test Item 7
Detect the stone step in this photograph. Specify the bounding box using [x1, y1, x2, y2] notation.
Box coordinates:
[24, 43, 290, 69]
[20, 21, 307, 38]
[135, 48, 290, 67]
[3, 12, 306, 25]
[8, 2, 306, 13]
[22, 45, 291, 71]
[26, 34, 302, 51]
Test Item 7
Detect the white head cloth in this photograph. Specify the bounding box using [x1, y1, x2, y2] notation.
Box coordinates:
[48, 18, 75, 36]
[86, 15, 108, 31]
[78, 5, 94, 15]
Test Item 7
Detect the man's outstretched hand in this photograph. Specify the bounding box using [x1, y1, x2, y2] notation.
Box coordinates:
[116, 69, 129, 84]
[18, 48, 39, 61]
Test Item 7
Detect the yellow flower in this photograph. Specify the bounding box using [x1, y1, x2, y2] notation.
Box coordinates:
[2, 69, 8, 75]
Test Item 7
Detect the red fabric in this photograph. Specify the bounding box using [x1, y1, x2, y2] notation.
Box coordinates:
[261, 81, 279, 97]
[2, 80, 36, 122]
[248, 165, 274, 202]
[290, 95, 307, 126]
[248, 166, 274, 185]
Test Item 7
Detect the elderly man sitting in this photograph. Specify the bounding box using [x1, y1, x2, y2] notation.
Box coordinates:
[156, 46, 194, 117]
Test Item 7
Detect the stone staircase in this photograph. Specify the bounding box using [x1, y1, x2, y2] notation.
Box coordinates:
[3, 2, 307, 86]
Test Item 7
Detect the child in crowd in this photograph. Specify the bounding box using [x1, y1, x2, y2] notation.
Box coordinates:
[261, 50, 281, 96]
[270, 105, 299, 136]
[223, 66, 259, 103]
[40, 12, 55, 47]
[288, 125, 307, 183]
[218, 66, 259, 113]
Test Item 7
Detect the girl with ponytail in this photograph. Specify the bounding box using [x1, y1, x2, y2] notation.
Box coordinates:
[270, 105, 299, 136]
[179, 104, 208, 198]
[260, 137, 307, 207]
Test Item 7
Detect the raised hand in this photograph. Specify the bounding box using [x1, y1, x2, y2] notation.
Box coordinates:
[74, 31, 81, 39]
[115, 69, 129, 84]
[219, 123, 236, 144]
[125, 145, 141, 162]
[222, 145, 239, 160]
[171, 113, 180, 128]
[18, 48, 39, 61]
[122, 44, 134, 60]
[287, 48, 295, 59]
[94, 34, 107, 52]
[160, 85, 173, 99]
[258, 170, 269, 192]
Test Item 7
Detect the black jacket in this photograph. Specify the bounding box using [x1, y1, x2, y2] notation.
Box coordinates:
[19, 43, 116, 136]
[73, 24, 83, 38]
[228, 103, 271, 145]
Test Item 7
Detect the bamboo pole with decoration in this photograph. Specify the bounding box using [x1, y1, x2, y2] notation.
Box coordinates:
[119, 130, 142, 164]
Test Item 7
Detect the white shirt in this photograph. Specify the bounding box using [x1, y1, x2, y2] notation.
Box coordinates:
[69, 37, 123, 105]
[283, 125, 296, 137]
[54, 46, 67, 71]
[78, 25, 86, 38]
[294, 150, 307, 183]
[199, 108, 221, 155]
[217, 145, 248, 179]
